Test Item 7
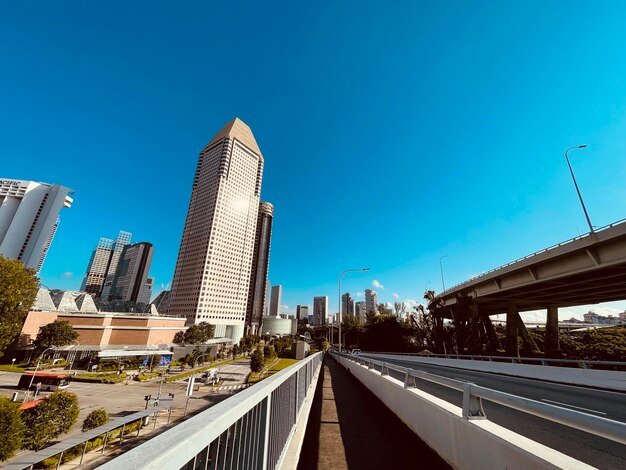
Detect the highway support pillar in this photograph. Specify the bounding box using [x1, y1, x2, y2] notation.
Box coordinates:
[545, 306, 560, 356]
[515, 311, 541, 355]
[506, 305, 519, 356]
[482, 314, 500, 353]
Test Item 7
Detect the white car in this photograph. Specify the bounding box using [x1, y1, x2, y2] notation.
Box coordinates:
[351, 349, 362, 356]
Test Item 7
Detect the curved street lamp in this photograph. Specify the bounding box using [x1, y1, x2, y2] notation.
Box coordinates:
[565, 145, 594, 234]
[338, 267, 370, 353]
[25, 347, 54, 401]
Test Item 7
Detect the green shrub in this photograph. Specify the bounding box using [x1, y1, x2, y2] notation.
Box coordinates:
[0, 398, 25, 461]
[137, 372, 159, 381]
[82, 408, 109, 432]
[22, 391, 79, 451]
[72, 373, 127, 384]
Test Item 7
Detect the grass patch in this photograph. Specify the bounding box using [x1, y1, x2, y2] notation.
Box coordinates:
[72, 372, 127, 384]
[165, 356, 247, 383]
[0, 364, 26, 372]
[247, 358, 298, 384]
[137, 372, 160, 381]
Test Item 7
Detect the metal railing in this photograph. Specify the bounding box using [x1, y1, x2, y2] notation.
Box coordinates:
[336, 352, 626, 445]
[436, 217, 626, 297]
[100, 352, 323, 470]
[363, 351, 626, 370]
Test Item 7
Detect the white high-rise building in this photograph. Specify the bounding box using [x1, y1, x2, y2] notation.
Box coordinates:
[169, 118, 264, 343]
[365, 288, 378, 314]
[0, 179, 73, 272]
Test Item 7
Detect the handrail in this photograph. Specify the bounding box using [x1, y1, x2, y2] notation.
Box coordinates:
[335, 352, 626, 446]
[101, 352, 324, 470]
[435, 217, 626, 297]
[362, 351, 626, 370]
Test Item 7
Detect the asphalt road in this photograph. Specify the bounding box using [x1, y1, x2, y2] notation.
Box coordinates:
[362, 355, 626, 469]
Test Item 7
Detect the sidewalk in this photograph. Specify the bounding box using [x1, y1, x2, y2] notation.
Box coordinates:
[298, 356, 449, 470]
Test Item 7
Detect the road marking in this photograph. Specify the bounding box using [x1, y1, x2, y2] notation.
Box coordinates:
[540, 398, 607, 415]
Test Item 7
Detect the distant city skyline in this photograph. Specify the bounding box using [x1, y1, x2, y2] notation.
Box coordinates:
[4, 2, 626, 322]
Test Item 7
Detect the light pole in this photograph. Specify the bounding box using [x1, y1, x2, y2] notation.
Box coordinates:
[439, 256, 448, 292]
[338, 267, 370, 353]
[25, 347, 53, 401]
[565, 145, 594, 234]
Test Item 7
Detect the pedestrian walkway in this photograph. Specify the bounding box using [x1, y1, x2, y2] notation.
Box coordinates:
[298, 355, 449, 470]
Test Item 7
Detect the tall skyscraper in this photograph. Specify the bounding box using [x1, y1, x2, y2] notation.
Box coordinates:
[0, 179, 73, 272]
[169, 118, 264, 343]
[355, 301, 367, 324]
[108, 242, 154, 304]
[341, 292, 355, 316]
[296, 305, 309, 322]
[100, 231, 132, 301]
[245, 201, 274, 335]
[365, 288, 378, 314]
[313, 296, 328, 326]
[269, 284, 282, 317]
[80, 230, 132, 299]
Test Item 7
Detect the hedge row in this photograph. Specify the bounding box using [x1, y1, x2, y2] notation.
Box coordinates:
[72, 373, 127, 384]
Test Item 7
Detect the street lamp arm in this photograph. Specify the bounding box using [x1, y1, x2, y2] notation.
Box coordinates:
[564, 145, 594, 234]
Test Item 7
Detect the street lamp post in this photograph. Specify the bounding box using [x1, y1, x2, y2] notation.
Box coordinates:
[439, 256, 448, 292]
[338, 267, 370, 353]
[565, 145, 594, 234]
[25, 347, 54, 401]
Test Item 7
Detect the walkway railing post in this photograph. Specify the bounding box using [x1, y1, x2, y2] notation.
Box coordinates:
[462, 383, 486, 420]
[257, 395, 271, 469]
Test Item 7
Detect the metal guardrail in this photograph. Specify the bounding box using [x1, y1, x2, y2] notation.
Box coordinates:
[100, 352, 324, 470]
[436, 217, 626, 297]
[336, 353, 626, 446]
[363, 351, 626, 370]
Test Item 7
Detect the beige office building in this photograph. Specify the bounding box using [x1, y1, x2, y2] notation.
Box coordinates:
[169, 118, 264, 343]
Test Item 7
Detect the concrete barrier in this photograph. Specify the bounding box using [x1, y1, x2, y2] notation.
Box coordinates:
[365, 354, 626, 391]
[335, 354, 592, 470]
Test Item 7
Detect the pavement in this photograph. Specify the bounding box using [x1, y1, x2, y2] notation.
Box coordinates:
[365, 355, 626, 469]
[0, 359, 252, 468]
[297, 355, 449, 470]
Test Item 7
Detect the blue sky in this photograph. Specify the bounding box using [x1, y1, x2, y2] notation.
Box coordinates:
[2, 1, 626, 320]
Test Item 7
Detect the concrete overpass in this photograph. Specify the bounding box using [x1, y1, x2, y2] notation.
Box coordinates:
[429, 218, 626, 355]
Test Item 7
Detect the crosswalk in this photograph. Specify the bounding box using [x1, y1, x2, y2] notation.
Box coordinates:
[214, 383, 250, 392]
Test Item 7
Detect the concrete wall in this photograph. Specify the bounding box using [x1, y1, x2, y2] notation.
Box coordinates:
[334, 354, 591, 470]
[366, 354, 626, 392]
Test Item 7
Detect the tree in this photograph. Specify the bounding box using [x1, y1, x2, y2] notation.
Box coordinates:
[82, 408, 109, 432]
[22, 391, 79, 450]
[183, 322, 215, 344]
[263, 345, 276, 363]
[33, 320, 78, 351]
[0, 397, 25, 461]
[250, 349, 264, 373]
[377, 303, 392, 315]
[0, 256, 39, 358]
[173, 331, 185, 344]
[393, 301, 407, 317]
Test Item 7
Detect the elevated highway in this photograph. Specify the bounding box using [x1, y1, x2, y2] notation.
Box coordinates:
[430, 218, 626, 355]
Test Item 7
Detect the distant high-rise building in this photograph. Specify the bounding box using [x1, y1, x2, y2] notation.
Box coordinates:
[313, 296, 328, 326]
[296, 305, 309, 322]
[365, 289, 378, 314]
[341, 293, 355, 316]
[355, 301, 366, 324]
[168, 118, 264, 343]
[100, 231, 132, 301]
[81, 230, 132, 299]
[0, 178, 73, 272]
[245, 202, 274, 335]
[269, 285, 282, 317]
[108, 242, 154, 305]
[151, 289, 171, 314]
